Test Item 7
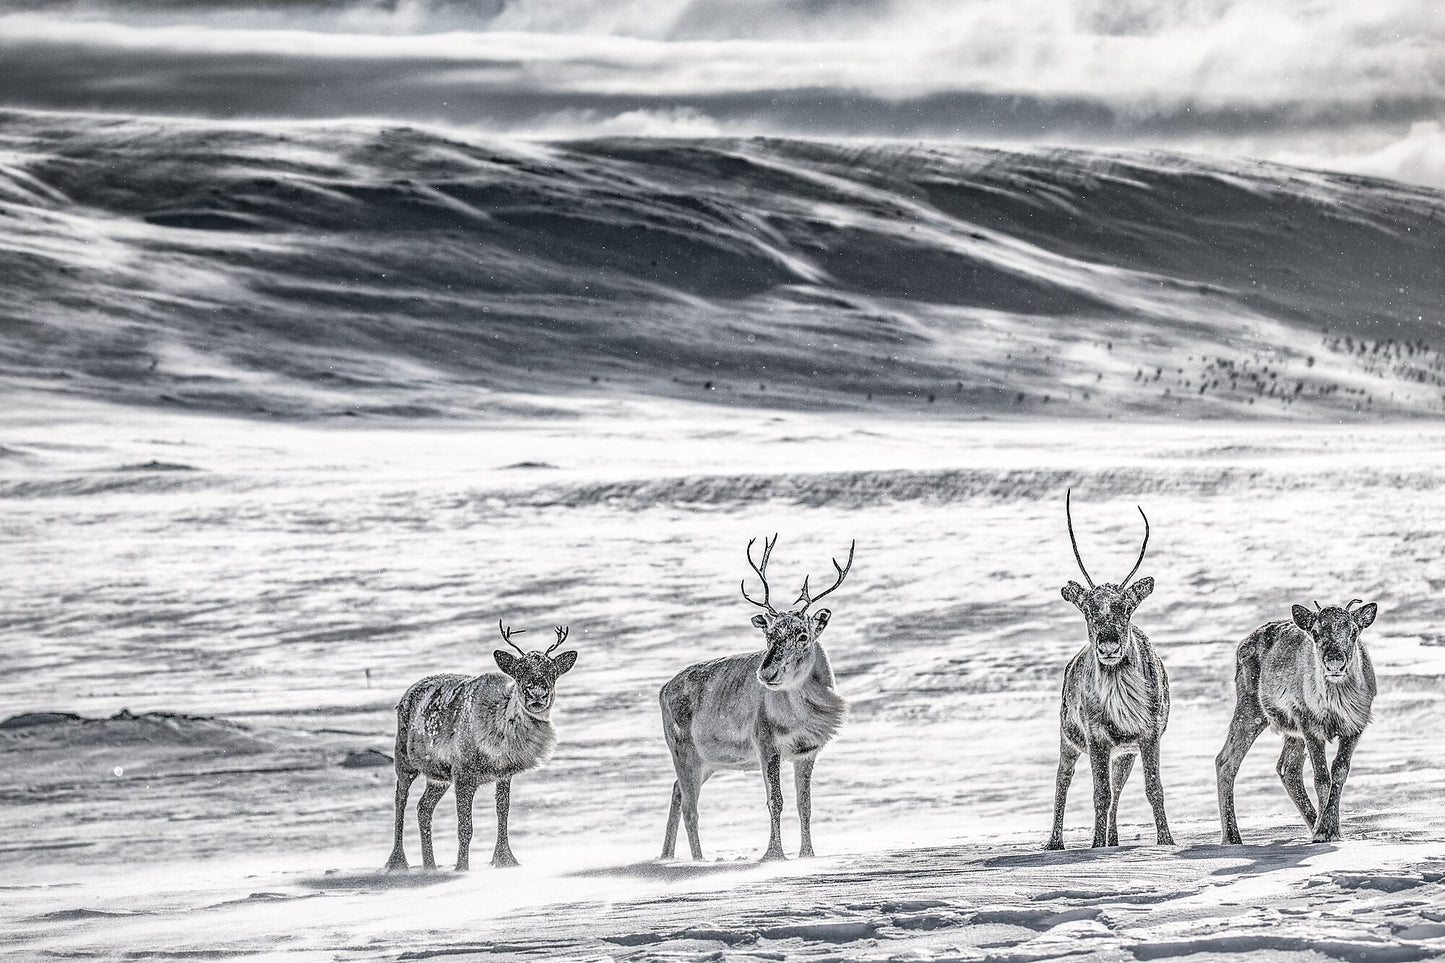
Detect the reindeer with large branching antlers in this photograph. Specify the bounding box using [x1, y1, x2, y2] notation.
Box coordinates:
[385, 621, 578, 872]
[1216, 598, 1378, 844]
[659, 534, 855, 861]
[1047, 490, 1175, 850]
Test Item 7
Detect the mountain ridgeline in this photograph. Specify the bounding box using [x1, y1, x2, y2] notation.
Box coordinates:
[2, 110, 1443, 419]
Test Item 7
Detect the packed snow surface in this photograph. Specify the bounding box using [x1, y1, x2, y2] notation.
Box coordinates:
[4, 402, 1445, 960]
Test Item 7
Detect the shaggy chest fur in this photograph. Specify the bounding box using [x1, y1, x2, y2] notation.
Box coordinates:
[762, 682, 847, 758]
[397, 673, 557, 783]
[1061, 628, 1168, 748]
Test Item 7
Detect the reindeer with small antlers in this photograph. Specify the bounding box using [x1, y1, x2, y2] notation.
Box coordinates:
[659, 534, 855, 861]
[1216, 598, 1378, 844]
[385, 621, 578, 872]
[1047, 490, 1175, 850]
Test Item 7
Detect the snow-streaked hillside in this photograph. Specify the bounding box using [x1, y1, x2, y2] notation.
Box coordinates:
[3, 109, 1444, 420]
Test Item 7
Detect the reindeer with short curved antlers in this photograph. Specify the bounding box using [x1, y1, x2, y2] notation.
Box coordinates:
[385, 621, 578, 872]
[1047, 490, 1174, 850]
[1216, 598, 1378, 844]
[659, 534, 855, 861]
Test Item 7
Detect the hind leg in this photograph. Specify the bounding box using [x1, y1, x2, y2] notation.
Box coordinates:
[1216, 680, 1266, 844]
[1277, 737, 1317, 830]
[1106, 752, 1136, 847]
[386, 768, 418, 871]
[661, 780, 683, 859]
[416, 781, 449, 870]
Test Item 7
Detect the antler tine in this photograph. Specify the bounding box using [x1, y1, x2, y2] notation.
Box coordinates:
[797, 539, 856, 612]
[497, 618, 528, 655]
[740, 533, 780, 614]
[1120, 505, 1150, 587]
[546, 624, 569, 655]
[1346, 598, 1364, 611]
[1065, 488, 1096, 590]
[1314, 600, 1322, 611]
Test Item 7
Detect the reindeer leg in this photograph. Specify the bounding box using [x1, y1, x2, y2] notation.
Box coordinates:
[795, 754, 817, 858]
[1140, 736, 1174, 845]
[661, 780, 683, 860]
[386, 768, 417, 871]
[492, 776, 520, 867]
[1215, 705, 1265, 845]
[1303, 735, 1333, 843]
[1047, 736, 1081, 850]
[416, 781, 448, 871]
[1276, 736, 1317, 830]
[1107, 752, 1135, 847]
[678, 770, 706, 861]
[1314, 733, 1359, 843]
[1089, 742, 1113, 848]
[453, 778, 477, 871]
[760, 750, 786, 861]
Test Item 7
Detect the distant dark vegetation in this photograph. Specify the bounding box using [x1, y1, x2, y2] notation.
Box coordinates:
[1, 110, 1442, 420]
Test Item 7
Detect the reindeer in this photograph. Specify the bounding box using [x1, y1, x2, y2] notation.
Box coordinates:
[1216, 599, 1378, 844]
[385, 622, 578, 872]
[659, 535, 854, 861]
[1047, 490, 1174, 850]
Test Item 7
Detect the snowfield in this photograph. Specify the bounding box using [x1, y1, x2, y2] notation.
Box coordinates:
[4, 401, 1445, 961]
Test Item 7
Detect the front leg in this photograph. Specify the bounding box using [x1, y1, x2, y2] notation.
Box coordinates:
[1089, 741, 1112, 848]
[1304, 736, 1334, 843]
[1314, 734, 1359, 843]
[454, 779, 477, 871]
[760, 749, 786, 861]
[1047, 737, 1081, 850]
[492, 777, 520, 868]
[794, 755, 816, 858]
[1140, 736, 1174, 845]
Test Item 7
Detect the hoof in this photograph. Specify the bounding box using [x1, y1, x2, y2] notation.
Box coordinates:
[1157, 834, 1176, 846]
[384, 860, 408, 873]
[1045, 840, 1064, 851]
[799, 847, 815, 859]
[1311, 830, 1341, 843]
[760, 849, 787, 862]
[491, 852, 520, 869]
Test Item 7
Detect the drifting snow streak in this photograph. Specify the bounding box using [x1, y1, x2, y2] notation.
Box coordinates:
[2, 110, 1445, 419]
[518, 466, 1445, 510]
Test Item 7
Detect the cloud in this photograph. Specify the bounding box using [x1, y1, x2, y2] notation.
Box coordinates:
[0, 1, 1442, 189]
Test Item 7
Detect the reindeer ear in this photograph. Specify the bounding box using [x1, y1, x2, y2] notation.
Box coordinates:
[551, 650, 578, 676]
[811, 608, 831, 635]
[494, 650, 520, 676]
[750, 613, 769, 629]
[1061, 581, 1086, 607]
[1353, 603, 1377, 629]
[1126, 577, 1154, 607]
[1291, 605, 1316, 632]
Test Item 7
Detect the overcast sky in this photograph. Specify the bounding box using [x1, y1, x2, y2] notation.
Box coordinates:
[2, 0, 1442, 186]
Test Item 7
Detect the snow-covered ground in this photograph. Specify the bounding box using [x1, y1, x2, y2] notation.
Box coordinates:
[4, 399, 1445, 961]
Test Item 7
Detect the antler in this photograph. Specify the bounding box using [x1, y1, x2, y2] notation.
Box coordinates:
[497, 619, 527, 655]
[741, 534, 780, 614]
[547, 625, 569, 655]
[1346, 598, 1364, 611]
[1065, 488, 1096, 590]
[1119, 506, 1150, 587]
[796, 540, 856, 613]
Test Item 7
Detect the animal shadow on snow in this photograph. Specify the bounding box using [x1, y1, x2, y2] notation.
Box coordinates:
[567, 860, 768, 882]
[296, 869, 462, 892]
[1176, 841, 1335, 876]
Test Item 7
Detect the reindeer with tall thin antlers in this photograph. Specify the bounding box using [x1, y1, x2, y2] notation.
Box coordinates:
[659, 535, 855, 861]
[385, 621, 578, 872]
[1216, 598, 1378, 844]
[1047, 490, 1175, 850]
